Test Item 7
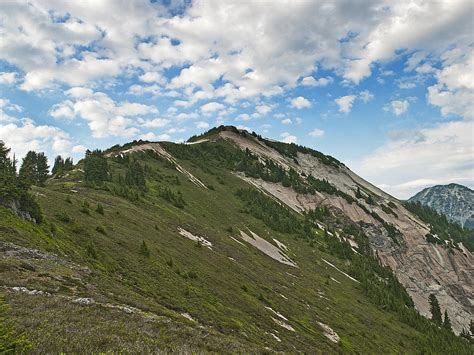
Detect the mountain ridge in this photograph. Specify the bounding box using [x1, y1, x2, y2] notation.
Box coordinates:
[0, 127, 473, 352]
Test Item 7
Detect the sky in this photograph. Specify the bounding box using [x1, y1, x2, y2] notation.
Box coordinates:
[0, 0, 473, 199]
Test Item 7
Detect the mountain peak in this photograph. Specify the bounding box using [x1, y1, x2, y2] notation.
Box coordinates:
[409, 183, 474, 229]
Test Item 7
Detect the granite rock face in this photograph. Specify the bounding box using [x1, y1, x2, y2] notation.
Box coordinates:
[217, 129, 473, 334]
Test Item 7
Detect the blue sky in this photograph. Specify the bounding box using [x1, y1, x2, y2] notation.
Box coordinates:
[0, 0, 473, 198]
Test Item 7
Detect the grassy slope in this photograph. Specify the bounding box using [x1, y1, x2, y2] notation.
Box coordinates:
[0, 140, 470, 353]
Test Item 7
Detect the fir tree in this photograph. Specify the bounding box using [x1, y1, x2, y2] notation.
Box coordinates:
[19, 151, 37, 186]
[125, 160, 146, 189]
[0, 141, 19, 199]
[35, 152, 49, 185]
[18, 151, 49, 185]
[442, 309, 452, 332]
[52, 155, 63, 175]
[429, 294, 442, 325]
[84, 150, 109, 182]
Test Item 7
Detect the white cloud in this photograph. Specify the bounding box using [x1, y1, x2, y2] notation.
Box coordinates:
[139, 132, 172, 141]
[281, 132, 297, 144]
[301, 76, 333, 87]
[200, 102, 225, 114]
[309, 128, 325, 137]
[236, 113, 251, 121]
[0, 72, 17, 85]
[281, 118, 292, 125]
[343, 1, 473, 83]
[427, 46, 474, 120]
[0, 98, 22, 122]
[128, 84, 161, 96]
[51, 88, 159, 138]
[72, 145, 87, 154]
[0, 118, 72, 160]
[290, 96, 312, 109]
[196, 121, 210, 129]
[354, 120, 474, 199]
[50, 101, 75, 120]
[255, 104, 272, 115]
[359, 90, 374, 103]
[139, 71, 165, 84]
[335, 95, 356, 113]
[139, 118, 170, 128]
[384, 100, 409, 116]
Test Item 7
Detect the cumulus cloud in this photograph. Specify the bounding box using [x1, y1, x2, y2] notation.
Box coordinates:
[0, 72, 17, 85]
[0, 119, 73, 160]
[309, 128, 325, 137]
[255, 104, 273, 115]
[354, 120, 474, 198]
[384, 100, 410, 116]
[335, 95, 356, 113]
[281, 118, 292, 125]
[359, 90, 374, 103]
[50, 88, 159, 138]
[427, 46, 474, 120]
[200, 102, 225, 114]
[290, 96, 312, 109]
[139, 118, 170, 128]
[196, 121, 210, 129]
[281, 132, 297, 144]
[301, 76, 333, 87]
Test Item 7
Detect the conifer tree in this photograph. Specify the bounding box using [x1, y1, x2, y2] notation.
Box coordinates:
[52, 156, 74, 176]
[442, 309, 452, 332]
[19, 151, 37, 185]
[0, 141, 18, 199]
[429, 294, 442, 325]
[125, 160, 146, 188]
[84, 150, 109, 182]
[35, 152, 49, 185]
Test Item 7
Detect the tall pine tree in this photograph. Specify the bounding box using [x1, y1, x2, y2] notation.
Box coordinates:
[35, 153, 49, 185]
[442, 309, 452, 332]
[429, 294, 442, 325]
[0, 141, 18, 199]
[19, 151, 37, 186]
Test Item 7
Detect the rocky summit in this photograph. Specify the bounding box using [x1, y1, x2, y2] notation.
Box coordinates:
[409, 184, 474, 230]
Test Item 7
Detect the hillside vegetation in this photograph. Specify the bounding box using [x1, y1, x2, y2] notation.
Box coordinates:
[0, 132, 472, 353]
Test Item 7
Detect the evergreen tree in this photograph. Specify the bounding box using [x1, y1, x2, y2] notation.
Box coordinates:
[429, 294, 442, 325]
[51, 155, 65, 175]
[52, 155, 74, 176]
[0, 141, 18, 199]
[84, 150, 109, 182]
[19, 151, 37, 186]
[35, 152, 49, 185]
[18, 151, 48, 185]
[442, 309, 452, 332]
[125, 160, 146, 189]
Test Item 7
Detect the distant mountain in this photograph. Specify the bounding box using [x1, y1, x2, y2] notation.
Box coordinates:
[409, 184, 474, 229]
